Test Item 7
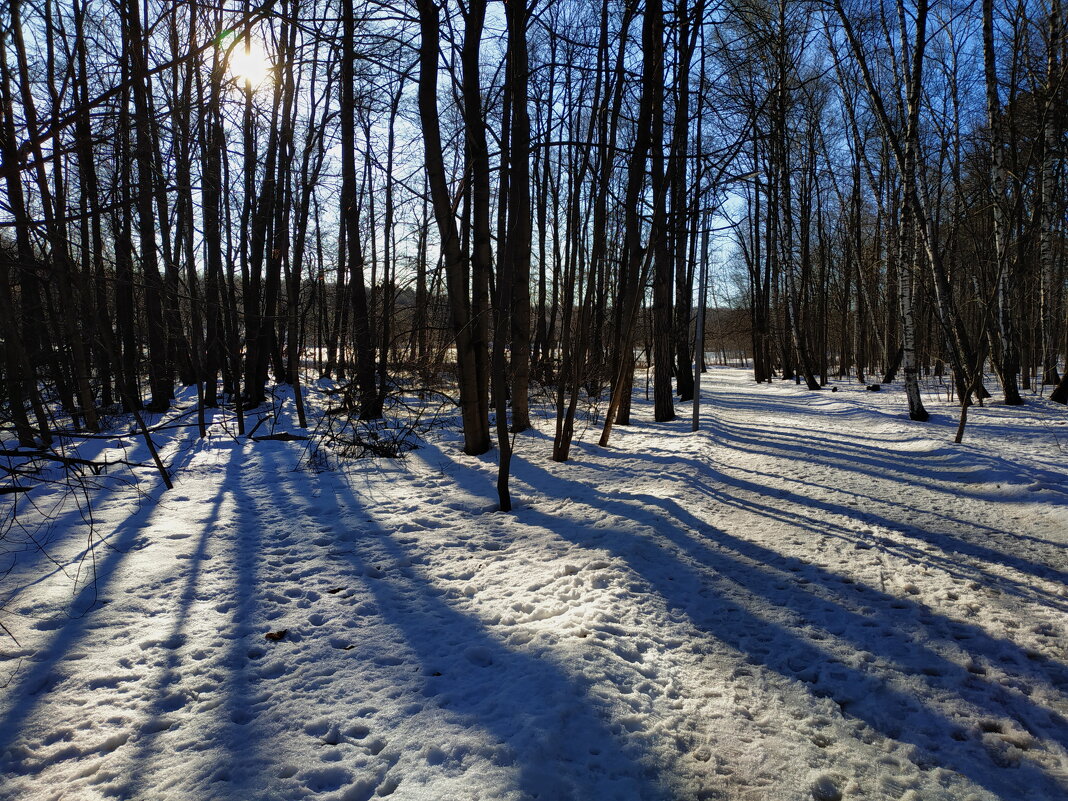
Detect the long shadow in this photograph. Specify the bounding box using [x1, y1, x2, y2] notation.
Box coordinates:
[709, 377, 1062, 430]
[741, 379, 1068, 445]
[531, 430, 1068, 675]
[2, 415, 202, 611]
[512, 437, 1068, 689]
[498, 449, 1068, 800]
[703, 415, 1068, 589]
[564, 431, 1068, 612]
[2, 486, 147, 610]
[118, 437, 246, 797]
[710, 419, 1068, 511]
[695, 460, 1068, 613]
[578, 402, 1068, 593]
[201, 443, 274, 793]
[316, 468, 670, 800]
[710, 389, 1068, 502]
[0, 485, 161, 756]
[612, 406, 1068, 519]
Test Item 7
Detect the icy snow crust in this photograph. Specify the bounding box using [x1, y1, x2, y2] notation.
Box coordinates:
[1, 368, 1066, 800]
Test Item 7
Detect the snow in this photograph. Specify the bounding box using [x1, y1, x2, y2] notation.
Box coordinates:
[1, 368, 1066, 800]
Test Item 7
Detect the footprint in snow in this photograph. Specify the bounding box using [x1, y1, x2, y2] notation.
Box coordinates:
[346, 724, 370, 739]
[810, 773, 843, 801]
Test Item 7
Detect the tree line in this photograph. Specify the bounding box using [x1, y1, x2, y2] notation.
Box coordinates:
[1, 0, 1066, 498]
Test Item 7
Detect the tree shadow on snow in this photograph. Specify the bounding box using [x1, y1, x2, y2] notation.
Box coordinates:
[0, 412, 205, 613]
[703, 410, 1068, 597]
[572, 415, 1068, 612]
[0, 484, 164, 757]
[314, 469, 670, 801]
[120, 439, 267, 797]
[505, 446, 1068, 801]
[710, 388, 1068, 505]
[0, 429, 275, 798]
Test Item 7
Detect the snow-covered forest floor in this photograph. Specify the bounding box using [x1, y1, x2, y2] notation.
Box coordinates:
[1, 368, 1066, 801]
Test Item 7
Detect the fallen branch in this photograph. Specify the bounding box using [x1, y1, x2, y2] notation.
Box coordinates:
[251, 432, 310, 442]
[0, 448, 149, 471]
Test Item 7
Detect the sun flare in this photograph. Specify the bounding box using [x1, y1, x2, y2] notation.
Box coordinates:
[228, 40, 271, 87]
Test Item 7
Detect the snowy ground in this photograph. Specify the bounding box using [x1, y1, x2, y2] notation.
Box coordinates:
[1, 368, 1067, 801]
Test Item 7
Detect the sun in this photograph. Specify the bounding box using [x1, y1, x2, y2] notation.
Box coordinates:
[228, 39, 272, 88]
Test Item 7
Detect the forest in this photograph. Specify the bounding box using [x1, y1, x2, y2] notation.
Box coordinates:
[1, 0, 1065, 498]
[2, 2, 1068, 799]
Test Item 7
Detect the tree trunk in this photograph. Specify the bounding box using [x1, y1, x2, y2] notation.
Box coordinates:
[1041, 0, 1062, 386]
[416, 0, 490, 455]
[505, 0, 532, 433]
[982, 0, 1023, 405]
[340, 0, 380, 419]
[601, 0, 657, 443]
[125, 0, 171, 411]
[460, 0, 492, 441]
[649, 0, 676, 422]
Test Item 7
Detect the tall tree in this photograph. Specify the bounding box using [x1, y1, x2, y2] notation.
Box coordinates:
[340, 0, 381, 418]
[982, 0, 1024, 405]
[416, 0, 491, 454]
[505, 0, 533, 434]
